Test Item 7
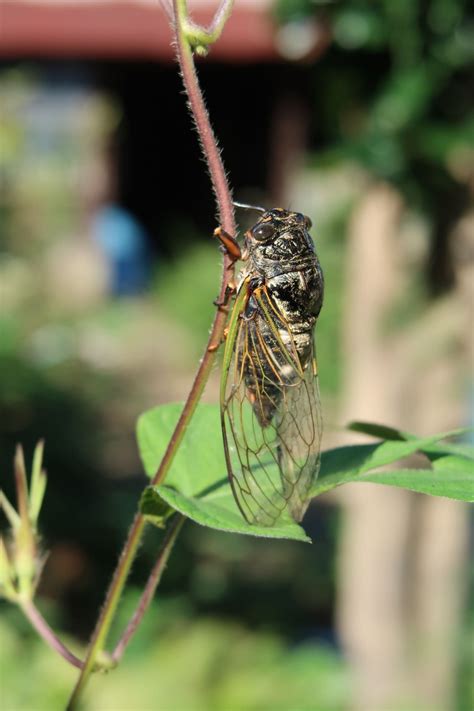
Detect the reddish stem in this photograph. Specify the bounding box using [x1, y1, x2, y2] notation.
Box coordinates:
[173, 0, 235, 236]
[21, 599, 84, 670]
[112, 515, 185, 663]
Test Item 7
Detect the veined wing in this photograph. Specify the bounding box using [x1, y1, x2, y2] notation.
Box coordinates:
[220, 282, 323, 526]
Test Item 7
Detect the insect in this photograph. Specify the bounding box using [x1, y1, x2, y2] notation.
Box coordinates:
[215, 205, 324, 526]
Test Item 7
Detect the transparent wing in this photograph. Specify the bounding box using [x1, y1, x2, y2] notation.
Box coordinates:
[221, 284, 322, 526]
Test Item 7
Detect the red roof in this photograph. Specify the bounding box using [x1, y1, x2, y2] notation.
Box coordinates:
[0, 0, 329, 61]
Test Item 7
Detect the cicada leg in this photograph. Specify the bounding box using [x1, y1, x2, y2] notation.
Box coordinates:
[213, 226, 241, 263]
[213, 226, 242, 312]
[208, 325, 231, 353]
[213, 282, 238, 313]
[209, 275, 256, 354]
[208, 226, 245, 352]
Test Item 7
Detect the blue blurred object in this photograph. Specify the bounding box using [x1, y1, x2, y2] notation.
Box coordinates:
[92, 204, 151, 295]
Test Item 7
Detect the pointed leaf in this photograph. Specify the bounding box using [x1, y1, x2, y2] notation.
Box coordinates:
[312, 433, 474, 500]
[348, 421, 470, 444]
[0, 491, 20, 529]
[14, 446, 29, 521]
[360, 464, 473, 501]
[142, 485, 310, 542]
[348, 421, 408, 440]
[418, 441, 474, 461]
[312, 432, 452, 497]
[29, 441, 46, 525]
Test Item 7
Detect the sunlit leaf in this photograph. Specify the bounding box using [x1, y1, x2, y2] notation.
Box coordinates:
[311, 429, 473, 501]
[137, 406, 473, 539]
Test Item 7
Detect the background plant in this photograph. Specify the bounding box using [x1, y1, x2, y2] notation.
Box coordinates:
[276, 0, 473, 290]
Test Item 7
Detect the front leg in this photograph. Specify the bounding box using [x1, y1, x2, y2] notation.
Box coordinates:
[208, 227, 241, 352]
[212, 227, 241, 311]
[213, 226, 241, 263]
[211, 226, 240, 316]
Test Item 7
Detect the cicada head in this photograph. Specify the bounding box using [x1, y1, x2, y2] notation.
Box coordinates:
[244, 208, 315, 265]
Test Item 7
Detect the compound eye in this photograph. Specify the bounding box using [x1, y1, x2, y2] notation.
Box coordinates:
[251, 221, 275, 241]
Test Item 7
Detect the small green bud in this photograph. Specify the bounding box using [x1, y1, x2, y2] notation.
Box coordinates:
[194, 45, 209, 57]
[1, 442, 48, 601]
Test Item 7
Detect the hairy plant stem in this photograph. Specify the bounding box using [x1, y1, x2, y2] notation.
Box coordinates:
[112, 514, 185, 663]
[67, 1, 236, 707]
[67, 516, 146, 708]
[174, 0, 235, 232]
[21, 599, 84, 670]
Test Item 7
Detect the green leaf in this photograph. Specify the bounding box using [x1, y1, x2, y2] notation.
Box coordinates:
[141, 485, 310, 542]
[137, 403, 310, 542]
[348, 421, 471, 445]
[361, 461, 473, 501]
[432, 454, 474, 474]
[138, 403, 224, 492]
[137, 405, 473, 540]
[418, 441, 474, 461]
[29, 440, 47, 526]
[311, 433, 474, 500]
[348, 421, 408, 441]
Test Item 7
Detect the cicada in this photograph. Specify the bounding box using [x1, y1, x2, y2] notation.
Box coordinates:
[216, 206, 324, 526]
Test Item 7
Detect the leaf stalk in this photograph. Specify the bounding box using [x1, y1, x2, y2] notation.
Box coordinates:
[21, 599, 85, 670]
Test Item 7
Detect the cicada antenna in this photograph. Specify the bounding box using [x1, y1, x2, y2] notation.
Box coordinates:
[233, 201, 267, 214]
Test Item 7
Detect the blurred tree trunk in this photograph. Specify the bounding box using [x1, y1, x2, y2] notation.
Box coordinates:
[336, 184, 413, 710]
[336, 183, 470, 711]
[401, 211, 472, 710]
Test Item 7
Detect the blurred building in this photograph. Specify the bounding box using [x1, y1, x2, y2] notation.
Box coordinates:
[2, 0, 330, 245]
[2, 0, 328, 62]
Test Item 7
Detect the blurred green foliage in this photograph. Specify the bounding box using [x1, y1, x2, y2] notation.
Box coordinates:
[152, 238, 221, 358]
[311, 203, 348, 395]
[0, 599, 350, 711]
[277, 0, 473, 290]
